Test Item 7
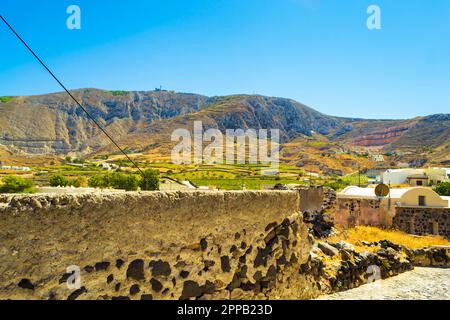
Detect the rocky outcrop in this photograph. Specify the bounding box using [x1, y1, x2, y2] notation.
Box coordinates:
[412, 247, 450, 267]
[303, 211, 334, 239]
[300, 240, 414, 294]
[350, 125, 411, 147]
[300, 239, 449, 295]
[301, 187, 336, 238]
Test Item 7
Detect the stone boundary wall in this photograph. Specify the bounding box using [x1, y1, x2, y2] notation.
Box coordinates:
[335, 198, 393, 227]
[0, 191, 319, 300]
[393, 207, 450, 240]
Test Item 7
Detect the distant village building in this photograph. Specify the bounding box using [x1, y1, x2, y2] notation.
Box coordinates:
[370, 154, 385, 162]
[68, 163, 85, 168]
[102, 163, 112, 171]
[382, 168, 450, 186]
[406, 173, 428, 186]
[1, 165, 30, 171]
[100, 163, 118, 171]
[397, 162, 410, 168]
[382, 169, 423, 185]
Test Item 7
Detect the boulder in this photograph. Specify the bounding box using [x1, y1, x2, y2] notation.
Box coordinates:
[332, 241, 355, 252]
[318, 242, 339, 257]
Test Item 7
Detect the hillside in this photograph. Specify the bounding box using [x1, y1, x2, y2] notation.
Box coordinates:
[0, 89, 449, 172]
[0, 89, 210, 155]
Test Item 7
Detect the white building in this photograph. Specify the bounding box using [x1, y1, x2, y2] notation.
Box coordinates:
[370, 154, 385, 162]
[102, 163, 112, 171]
[382, 168, 450, 186]
[1, 165, 30, 171]
[382, 169, 423, 185]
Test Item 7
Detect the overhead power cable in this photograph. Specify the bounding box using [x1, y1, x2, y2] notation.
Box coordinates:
[0, 15, 146, 178]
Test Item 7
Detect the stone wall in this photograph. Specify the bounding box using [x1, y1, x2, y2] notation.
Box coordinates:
[393, 207, 450, 240]
[0, 191, 318, 300]
[335, 198, 393, 227]
[322, 188, 337, 214]
[298, 187, 323, 212]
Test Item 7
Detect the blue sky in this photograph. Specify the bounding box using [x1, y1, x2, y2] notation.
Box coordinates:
[0, 0, 449, 119]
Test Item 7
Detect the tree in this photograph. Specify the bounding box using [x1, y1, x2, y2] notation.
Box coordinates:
[88, 173, 139, 191]
[0, 176, 35, 193]
[72, 158, 85, 164]
[139, 170, 160, 191]
[49, 174, 69, 187]
[70, 176, 88, 188]
[88, 175, 108, 189]
[434, 182, 450, 197]
[109, 173, 139, 191]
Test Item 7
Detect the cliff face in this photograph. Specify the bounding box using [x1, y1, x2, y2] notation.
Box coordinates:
[349, 125, 411, 147]
[0, 89, 210, 154]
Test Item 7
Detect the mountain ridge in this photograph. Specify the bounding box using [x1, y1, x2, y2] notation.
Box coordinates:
[0, 88, 449, 169]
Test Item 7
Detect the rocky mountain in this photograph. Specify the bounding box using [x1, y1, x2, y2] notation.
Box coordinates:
[0, 89, 210, 154]
[0, 89, 449, 167]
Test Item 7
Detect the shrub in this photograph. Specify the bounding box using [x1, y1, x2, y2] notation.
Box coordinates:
[139, 170, 160, 191]
[0, 176, 35, 193]
[109, 90, 129, 96]
[434, 182, 450, 196]
[49, 174, 69, 187]
[70, 176, 88, 188]
[109, 172, 139, 191]
[0, 96, 14, 103]
[72, 158, 85, 164]
[88, 175, 108, 189]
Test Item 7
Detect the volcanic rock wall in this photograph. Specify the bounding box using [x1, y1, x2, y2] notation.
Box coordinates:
[393, 207, 450, 240]
[0, 191, 318, 300]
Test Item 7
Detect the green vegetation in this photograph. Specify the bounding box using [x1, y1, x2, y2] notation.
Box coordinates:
[70, 176, 88, 188]
[434, 182, 450, 196]
[0, 96, 14, 103]
[109, 90, 129, 96]
[88, 175, 109, 189]
[49, 174, 69, 187]
[0, 176, 35, 193]
[324, 179, 349, 191]
[140, 169, 160, 191]
[88, 172, 139, 191]
[13, 159, 363, 192]
[49, 174, 88, 188]
[323, 173, 368, 191]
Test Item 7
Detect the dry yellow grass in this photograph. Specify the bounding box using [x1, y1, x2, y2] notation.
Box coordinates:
[329, 226, 450, 250]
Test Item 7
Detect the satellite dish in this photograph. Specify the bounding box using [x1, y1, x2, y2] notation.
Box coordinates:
[375, 184, 390, 197]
